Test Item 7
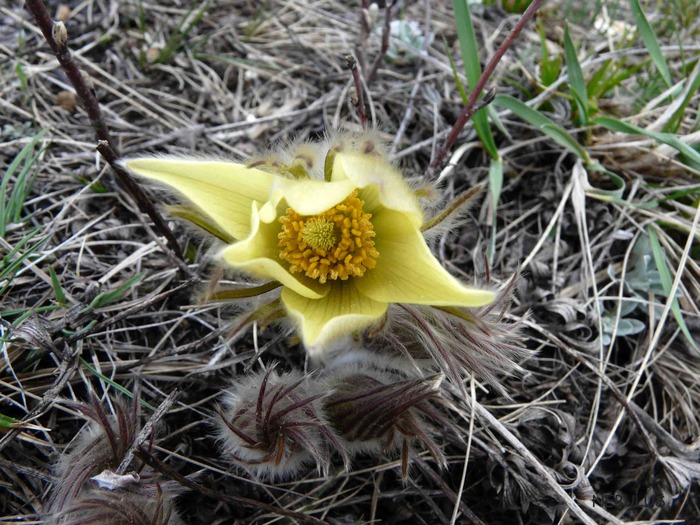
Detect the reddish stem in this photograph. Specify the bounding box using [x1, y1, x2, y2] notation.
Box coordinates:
[25, 0, 184, 261]
[367, 1, 393, 86]
[346, 55, 368, 128]
[429, 0, 545, 175]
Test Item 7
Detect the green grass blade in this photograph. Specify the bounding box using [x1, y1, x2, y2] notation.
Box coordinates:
[15, 63, 28, 91]
[494, 94, 591, 163]
[452, 0, 499, 160]
[586, 163, 626, 202]
[627, 0, 672, 87]
[563, 23, 589, 124]
[84, 272, 147, 311]
[487, 157, 503, 262]
[49, 267, 67, 306]
[1, 131, 45, 236]
[665, 60, 700, 133]
[445, 37, 469, 105]
[79, 357, 156, 410]
[647, 225, 698, 351]
[538, 22, 562, 87]
[594, 116, 700, 168]
[1, 230, 49, 297]
[586, 59, 611, 98]
[156, 0, 208, 64]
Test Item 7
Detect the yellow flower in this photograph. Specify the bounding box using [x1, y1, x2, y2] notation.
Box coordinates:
[124, 140, 495, 350]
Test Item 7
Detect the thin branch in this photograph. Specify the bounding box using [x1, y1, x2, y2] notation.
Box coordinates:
[25, 0, 184, 261]
[428, 0, 545, 175]
[346, 55, 367, 128]
[357, 0, 371, 73]
[97, 141, 185, 262]
[117, 390, 180, 475]
[366, 1, 393, 86]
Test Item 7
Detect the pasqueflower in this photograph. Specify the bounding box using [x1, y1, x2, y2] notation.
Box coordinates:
[124, 138, 494, 350]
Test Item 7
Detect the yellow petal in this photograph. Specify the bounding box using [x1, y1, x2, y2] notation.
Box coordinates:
[221, 204, 327, 299]
[332, 152, 423, 226]
[356, 209, 496, 307]
[281, 281, 388, 350]
[123, 158, 275, 240]
[278, 179, 357, 215]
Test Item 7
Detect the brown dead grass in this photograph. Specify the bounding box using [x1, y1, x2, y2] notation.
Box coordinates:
[1, 0, 700, 523]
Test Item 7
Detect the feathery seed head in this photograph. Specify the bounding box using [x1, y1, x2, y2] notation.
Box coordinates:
[215, 368, 346, 479]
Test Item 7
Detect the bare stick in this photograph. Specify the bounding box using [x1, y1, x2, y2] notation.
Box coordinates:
[357, 0, 371, 73]
[428, 0, 545, 176]
[97, 141, 185, 261]
[117, 390, 180, 475]
[366, 1, 393, 86]
[25, 0, 184, 261]
[346, 55, 367, 128]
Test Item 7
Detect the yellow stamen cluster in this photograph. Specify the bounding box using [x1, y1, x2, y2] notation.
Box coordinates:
[278, 190, 379, 284]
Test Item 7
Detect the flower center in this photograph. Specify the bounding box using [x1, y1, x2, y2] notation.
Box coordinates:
[301, 217, 337, 251]
[278, 190, 379, 284]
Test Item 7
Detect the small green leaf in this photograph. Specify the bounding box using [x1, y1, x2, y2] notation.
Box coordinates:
[627, 0, 672, 87]
[647, 225, 697, 351]
[0, 413, 46, 431]
[49, 267, 67, 306]
[83, 272, 147, 312]
[563, 24, 589, 124]
[453, 0, 499, 160]
[0, 413, 21, 429]
[15, 63, 28, 91]
[594, 116, 700, 168]
[494, 94, 591, 164]
[488, 157, 503, 262]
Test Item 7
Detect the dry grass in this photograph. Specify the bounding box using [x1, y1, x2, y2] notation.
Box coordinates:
[1, 0, 700, 523]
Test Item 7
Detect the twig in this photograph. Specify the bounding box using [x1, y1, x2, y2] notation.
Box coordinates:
[346, 55, 367, 128]
[366, 1, 393, 86]
[428, 0, 545, 176]
[470, 400, 598, 525]
[117, 389, 180, 475]
[24, 1, 114, 148]
[97, 141, 185, 262]
[357, 0, 371, 73]
[25, 0, 184, 261]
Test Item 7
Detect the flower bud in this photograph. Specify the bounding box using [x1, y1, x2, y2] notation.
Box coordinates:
[52, 20, 68, 47]
[322, 366, 448, 477]
[44, 395, 183, 525]
[216, 368, 346, 479]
